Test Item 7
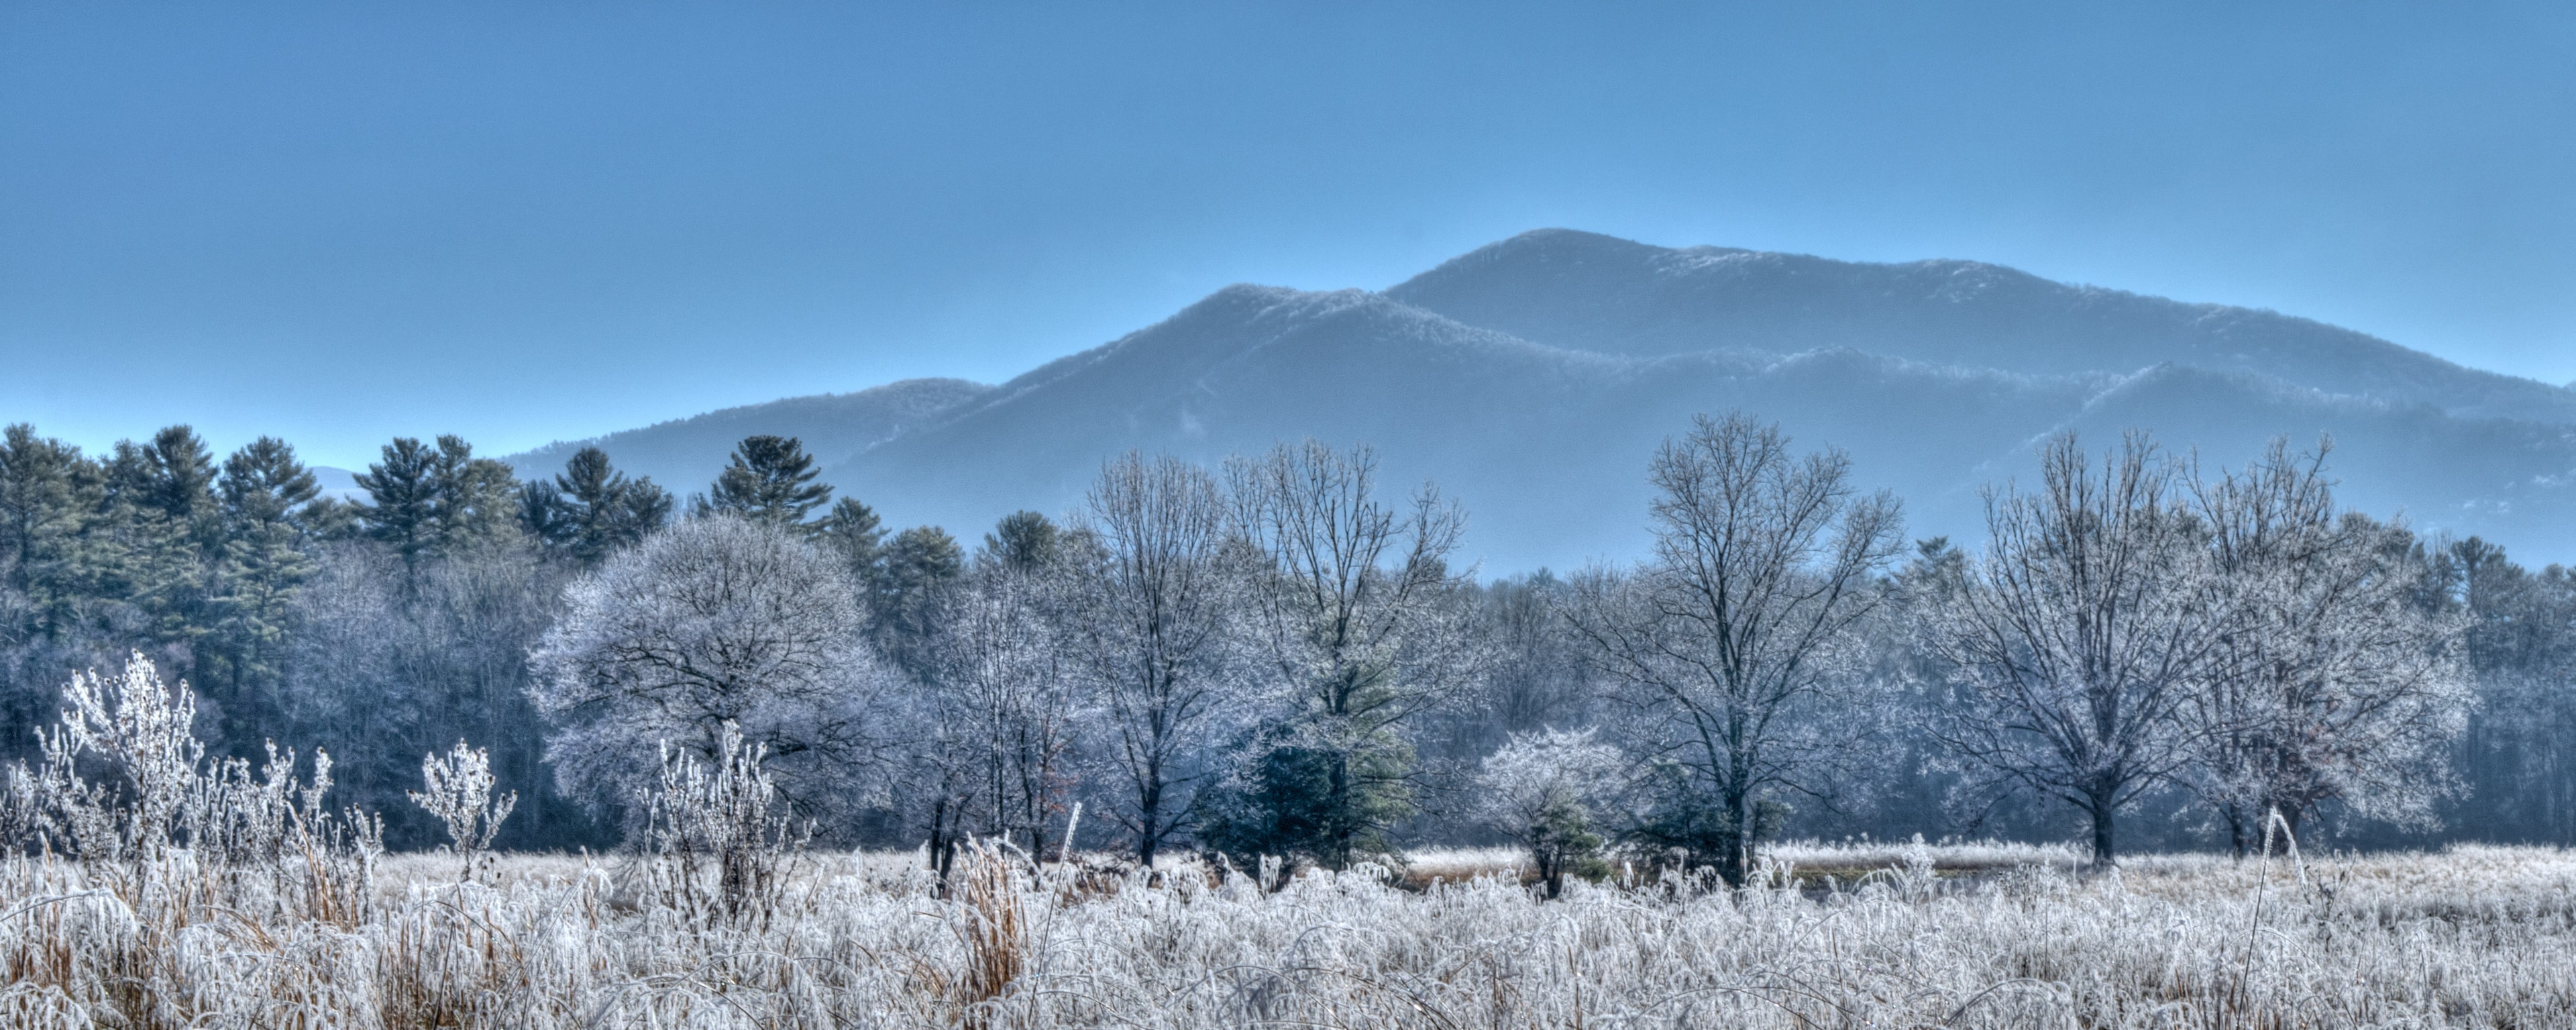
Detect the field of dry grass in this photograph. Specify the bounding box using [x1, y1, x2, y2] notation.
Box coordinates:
[9, 839, 2576, 1028]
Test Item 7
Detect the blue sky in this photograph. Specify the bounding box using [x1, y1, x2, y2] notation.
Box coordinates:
[5, 1, 2573, 470]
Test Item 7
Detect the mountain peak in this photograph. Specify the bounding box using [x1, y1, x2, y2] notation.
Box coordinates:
[1388, 230, 2575, 427]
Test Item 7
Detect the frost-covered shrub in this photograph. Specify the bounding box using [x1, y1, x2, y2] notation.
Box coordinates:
[409, 739, 516, 881]
[631, 721, 807, 927]
[1475, 726, 1623, 896]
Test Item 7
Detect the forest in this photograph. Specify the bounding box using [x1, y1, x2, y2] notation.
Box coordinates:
[3, 414, 2573, 879]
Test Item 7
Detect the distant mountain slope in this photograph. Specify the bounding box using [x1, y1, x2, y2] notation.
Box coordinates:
[829, 283, 2576, 569]
[503, 378, 991, 495]
[1388, 229, 2576, 426]
[539, 230, 2576, 569]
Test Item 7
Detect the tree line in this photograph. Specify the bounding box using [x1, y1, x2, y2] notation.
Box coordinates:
[2, 416, 2572, 878]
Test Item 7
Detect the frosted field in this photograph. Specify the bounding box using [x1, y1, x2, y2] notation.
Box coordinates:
[9, 842, 2576, 1028]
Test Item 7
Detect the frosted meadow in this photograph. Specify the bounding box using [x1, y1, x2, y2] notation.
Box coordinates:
[2, 657, 2573, 1029]
[12, 833, 2576, 1027]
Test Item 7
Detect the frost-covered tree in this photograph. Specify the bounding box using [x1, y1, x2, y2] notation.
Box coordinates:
[409, 739, 516, 880]
[2438, 539, 2576, 845]
[918, 548, 1077, 874]
[1062, 452, 1237, 866]
[280, 538, 574, 850]
[1476, 727, 1624, 898]
[1204, 440, 1482, 871]
[1564, 413, 1902, 886]
[529, 515, 889, 833]
[1920, 433, 2214, 867]
[2181, 439, 2472, 850]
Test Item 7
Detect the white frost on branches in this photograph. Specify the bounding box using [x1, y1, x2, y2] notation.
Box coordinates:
[409, 739, 517, 876]
[1474, 727, 1623, 896]
[529, 515, 892, 828]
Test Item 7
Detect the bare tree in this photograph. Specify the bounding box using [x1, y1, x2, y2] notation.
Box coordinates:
[1216, 440, 1482, 870]
[1564, 413, 1902, 886]
[529, 515, 889, 831]
[1921, 432, 2212, 868]
[1063, 452, 1236, 868]
[920, 556, 1079, 876]
[2182, 438, 2473, 851]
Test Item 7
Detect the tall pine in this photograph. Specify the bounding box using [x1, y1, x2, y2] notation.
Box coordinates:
[210, 436, 320, 739]
[705, 435, 831, 528]
[525, 446, 670, 564]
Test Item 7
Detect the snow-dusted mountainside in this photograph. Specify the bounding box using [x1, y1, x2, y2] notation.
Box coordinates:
[829, 281, 2575, 568]
[531, 231, 2576, 569]
[1389, 229, 2576, 426]
[503, 378, 991, 497]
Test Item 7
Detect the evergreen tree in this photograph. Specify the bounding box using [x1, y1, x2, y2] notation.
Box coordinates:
[706, 435, 831, 528]
[981, 510, 1061, 572]
[429, 435, 523, 553]
[818, 497, 889, 594]
[137, 425, 221, 531]
[209, 437, 321, 736]
[356, 437, 442, 577]
[875, 525, 964, 677]
[551, 447, 670, 564]
[358, 435, 523, 586]
[97, 431, 217, 652]
[517, 479, 572, 554]
[0, 425, 85, 633]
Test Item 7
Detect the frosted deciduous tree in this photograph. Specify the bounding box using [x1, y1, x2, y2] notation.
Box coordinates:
[529, 515, 888, 831]
[1210, 440, 1482, 870]
[1476, 727, 1624, 898]
[1063, 452, 1236, 867]
[1921, 433, 2212, 867]
[1564, 413, 1902, 886]
[920, 551, 1077, 875]
[2181, 439, 2472, 850]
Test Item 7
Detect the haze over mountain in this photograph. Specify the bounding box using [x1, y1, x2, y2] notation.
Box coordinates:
[508, 378, 991, 499]
[508, 230, 2576, 570]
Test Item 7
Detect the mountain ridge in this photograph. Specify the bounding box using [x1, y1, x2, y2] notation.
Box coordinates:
[506, 231, 2576, 568]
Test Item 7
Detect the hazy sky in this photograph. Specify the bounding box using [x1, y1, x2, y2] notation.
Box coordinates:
[5, 1, 2573, 470]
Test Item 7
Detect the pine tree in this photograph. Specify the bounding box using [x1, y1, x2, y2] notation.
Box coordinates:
[209, 437, 321, 735]
[981, 511, 1061, 572]
[706, 435, 831, 528]
[526, 446, 671, 564]
[0, 425, 85, 633]
[428, 435, 522, 554]
[818, 497, 888, 594]
[357, 437, 442, 578]
[97, 429, 218, 652]
[358, 435, 523, 586]
[875, 525, 963, 677]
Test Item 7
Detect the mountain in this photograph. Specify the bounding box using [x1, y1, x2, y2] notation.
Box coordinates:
[1389, 229, 2576, 425]
[502, 378, 992, 497]
[532, 231, 2576, 570]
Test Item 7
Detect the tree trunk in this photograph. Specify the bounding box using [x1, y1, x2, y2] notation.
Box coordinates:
[2086, 792, 2118, 869]
[1137, 790, 1161, 870]
[1717, 784, 1753, 888]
